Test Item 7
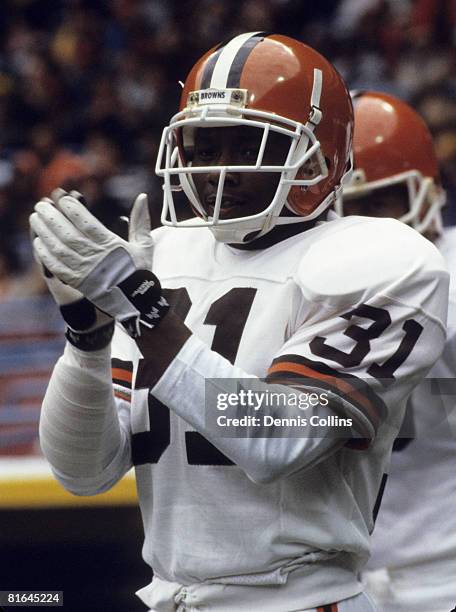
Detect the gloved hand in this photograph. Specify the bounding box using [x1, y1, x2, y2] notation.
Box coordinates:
[30, 189, 168, 338]
[31, 190, 115, 351]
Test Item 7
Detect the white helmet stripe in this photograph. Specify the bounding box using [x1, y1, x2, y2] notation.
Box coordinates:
[210, 31, 264, 88]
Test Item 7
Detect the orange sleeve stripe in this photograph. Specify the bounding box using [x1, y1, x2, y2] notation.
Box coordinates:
[112, 368, 133, 383]
[267, 361, 379, 429]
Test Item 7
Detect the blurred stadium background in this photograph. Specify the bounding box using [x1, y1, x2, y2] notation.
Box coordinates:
[0, 0, 455, 610]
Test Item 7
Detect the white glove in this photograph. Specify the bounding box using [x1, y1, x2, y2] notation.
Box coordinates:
[39, 255, 116, 350]
[30, 191, 168, 337]
[31, 191, 115, 350]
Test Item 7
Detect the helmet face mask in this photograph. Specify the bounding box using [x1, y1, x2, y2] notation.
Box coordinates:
[155, 32, 353, 244]
[337, 167, 446, 235]
[157, 105, 329, 242]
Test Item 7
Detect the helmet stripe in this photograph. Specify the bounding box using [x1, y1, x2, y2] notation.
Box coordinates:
[208, 31, 268, 89]
[226, 32, 269, 87]
[200, 45, 224, 89]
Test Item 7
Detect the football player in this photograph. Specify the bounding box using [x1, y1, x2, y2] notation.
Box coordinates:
[30, 35, 449, 612]
[337, 90, 456, 612]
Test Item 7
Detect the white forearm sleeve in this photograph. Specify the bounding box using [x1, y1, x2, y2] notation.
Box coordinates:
[153, 336, 351, 485]
[39, 342, 131, 495]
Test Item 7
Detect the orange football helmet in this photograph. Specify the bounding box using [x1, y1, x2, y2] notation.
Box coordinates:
[156, 32, 353, 243]
[336, 90, 445, 235]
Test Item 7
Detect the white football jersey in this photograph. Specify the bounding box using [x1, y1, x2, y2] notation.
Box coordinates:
[109, 214, 448, 609]
[365, 226, 456, 611]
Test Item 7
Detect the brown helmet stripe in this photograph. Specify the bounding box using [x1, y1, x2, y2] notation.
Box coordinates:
[200, 32, 270, 90]
[200, 45, 225, 89]
[225, 32, 269, 88]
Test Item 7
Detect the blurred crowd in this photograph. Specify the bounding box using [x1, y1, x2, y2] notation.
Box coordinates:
[0, 0, 456, 299]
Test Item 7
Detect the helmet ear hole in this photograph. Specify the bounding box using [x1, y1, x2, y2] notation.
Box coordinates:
[287, 173, 320, 215]
[301, 157, 321, 180]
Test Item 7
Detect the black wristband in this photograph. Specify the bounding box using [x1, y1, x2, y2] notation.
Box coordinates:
[65, 321, 115, 352]
[60, 297, 97, 331]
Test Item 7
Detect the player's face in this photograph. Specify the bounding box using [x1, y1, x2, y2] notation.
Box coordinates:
[190, 125, 291, 220]
[343, 185, 409, 219]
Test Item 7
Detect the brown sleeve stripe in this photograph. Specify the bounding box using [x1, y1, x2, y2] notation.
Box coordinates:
[111, 358, 133, 389]
[317, 604, 338, 612]
[267, 355, 387, 433]
[268, 362, 378, 421]
[266, 372, 373, 451]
